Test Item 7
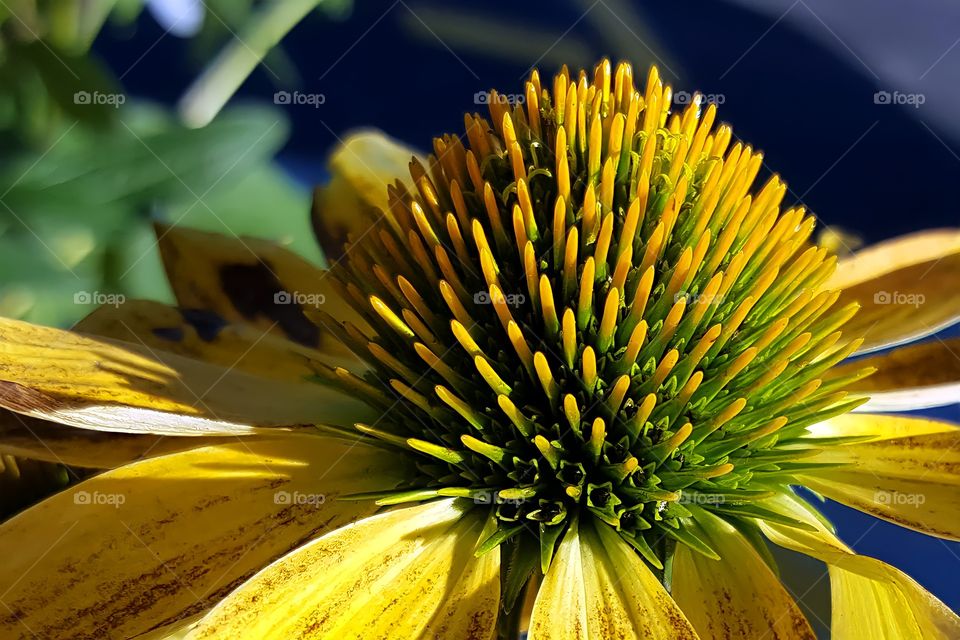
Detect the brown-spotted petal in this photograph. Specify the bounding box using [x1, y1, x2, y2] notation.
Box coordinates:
[155, 223, 372, 347]
[673, 506, 816, 639]
[74, 299, 362, 382]
[0, 317, 374, 436]
[760, 492, 960, 639]
[185, 499, 499, 640]
[801, 413, 960, 541]
[0, 436, 407, 639]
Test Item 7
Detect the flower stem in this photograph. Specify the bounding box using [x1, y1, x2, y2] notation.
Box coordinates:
[497, 590, 525, 640]
[178, 0, 320, 127]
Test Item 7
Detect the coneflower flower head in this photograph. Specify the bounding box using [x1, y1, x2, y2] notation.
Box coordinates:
[1, 57, 959, 640]
[317, 59, 866, 604]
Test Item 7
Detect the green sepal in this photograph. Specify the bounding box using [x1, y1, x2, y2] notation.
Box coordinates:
[375, 489, 440, 505]
[501, 533, 539, 613]
[476, 523, 526, 556]
[338, 488, 429, 502]
[683, 488, 775, 505]
[353, 423, 411, 448]
[707, 502, 817, 531]
[619, 530, 663, 570]
[657, 522, 720, 560]
[540, 521, 567, 573]
[620, 485, 680, 502]
[759, 461, 847, 477]
[660, 501, 692, 519]
[585, 481, 622, 525]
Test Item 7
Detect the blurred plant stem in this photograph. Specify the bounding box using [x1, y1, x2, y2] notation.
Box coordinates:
[178, 0, 321, 128]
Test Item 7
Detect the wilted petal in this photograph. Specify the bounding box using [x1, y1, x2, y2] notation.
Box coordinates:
[75, 299, 362, 381]
[827, 229, 960, 354]
[155, 223, 371, 346]
[828, 337, 960, 411]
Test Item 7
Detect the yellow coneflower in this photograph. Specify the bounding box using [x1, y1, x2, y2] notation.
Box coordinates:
[0, 60, 958, 639]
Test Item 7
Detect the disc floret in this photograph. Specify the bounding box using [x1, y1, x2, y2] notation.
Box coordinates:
[323, 60, 863, 575]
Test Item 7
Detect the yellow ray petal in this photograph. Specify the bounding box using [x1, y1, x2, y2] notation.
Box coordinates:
[826, 229, 960, 353]
[805, 412, 957, 441]
[528, 517, 698, 640]
[672, 507, 815, 639]
[0, 409, 228, 468]
[75, 299, 363, 381]
[311, 129, 420, 261]
[155, 223, 371, 345]
[803, 414, 960, 482]
[0, 317, 373, 435]
[185, 499, 499, 640]
[827, 565, 959, 640]
[0, 436, 406, 639]
[800, 414, 960, 540]
[803, 414, 960, 539]
[827, 337, 960, 411]
[760, 493, 960, 639]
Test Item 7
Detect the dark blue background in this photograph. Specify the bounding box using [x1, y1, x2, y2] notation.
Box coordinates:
[94, 0, 960, 619]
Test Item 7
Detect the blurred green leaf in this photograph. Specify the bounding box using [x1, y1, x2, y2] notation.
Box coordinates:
[19, 39, 120, 126]
[0, 103, 304, 326]
[158, 161, 319, 262]
[0, 36, 120, 139]
[1, 103, 288, 221]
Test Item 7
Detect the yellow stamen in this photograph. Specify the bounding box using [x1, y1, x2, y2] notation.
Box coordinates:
[539, 274, 560, 338]
[369, 296, 414, 340]
[597, 287, 620, 353]
[533, 351, 560, 404]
